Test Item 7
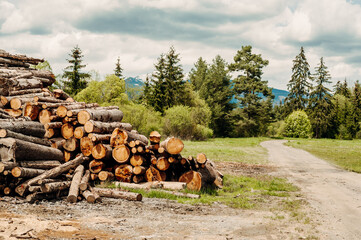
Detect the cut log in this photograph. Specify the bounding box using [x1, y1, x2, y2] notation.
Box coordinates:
[160, 137, 184, 155]
[19, 160, 61, 170]
[110, 128, 148, 147]
[196, 153, 207, 165]
[0, 162, 18, 173]
[74, 126, 85, 139]
[198, 162, 218, 188]
[64, 150, 75, 162]
[149, 131, 161, 143]
[79, 170, 90, 191]
[84, 120, 132, 134]
[28, 185, 41, 193]
[93, 188, 142, 201]
[23, 102, 40, 120]
[8, 88, 44, 96]
[56, 103, 100, 118]
[34, 96, 64, 103]
[92, 143, 112, 160]
[89, 133, 111, 142]
[132, 175, 144, 183]
[98, 171, 114, 181]
[179, 170, 202, 191]
[62, 137, 78, 152]
[89, 159, 104, 174]
[112, 145, 130, 163]
[15, 154, 88, 196]
[130, 155, 146, 167]
[145, 166, 162, 182]
[82, 190, 96, 203]
[133, 166, 146, 175]
[53, 89, 71, 100]
[0, 120, 45, 138]
[61, 123, 74, 139]
[80, 136, 94, 157]
[67, 164, 84, 203]
[0, 129, 50, 146]
[0, 138, 63, 162]
[77, 109, 124, 125]
[156, 157, 170, 171]
[12, 167, 46, 178]
[44, 128, 60, 138]
[4, 109, 22, 117]
[9, 97, 33, 110]
[41, 181, 71, 193]
[45, 121, 62, 130]
[114, 164, 133, 182]
[50, 138, 66, 150]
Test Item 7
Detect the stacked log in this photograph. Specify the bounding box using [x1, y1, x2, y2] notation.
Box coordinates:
[0, 49, 223, 204]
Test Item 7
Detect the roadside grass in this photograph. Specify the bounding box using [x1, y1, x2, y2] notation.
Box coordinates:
[182, 137, 269, 164]
[285, 138, 361, 173]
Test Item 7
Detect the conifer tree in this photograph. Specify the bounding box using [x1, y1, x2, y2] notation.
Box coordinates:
[189, 57, 208, 91]
[285, 47, 312, 112]
[63, 46, 90, 96]
[308, 57, 333, 138]
[334, 79, 351, 98]
[114, 57, 123, 78]
[229, 45, 274, 136]
[199, 55, 234, 136]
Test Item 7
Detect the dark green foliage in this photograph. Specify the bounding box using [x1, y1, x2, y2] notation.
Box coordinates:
[308, 58, 334, 138]
[114, 57, 123, 78]
[199, 55, 234, 136]
[285, 47, 312, 113]
[62, 46, 90, 96]
[189, 57, 208, 91]
[334, 79, 351, 98]
[228, 45, 274, 136]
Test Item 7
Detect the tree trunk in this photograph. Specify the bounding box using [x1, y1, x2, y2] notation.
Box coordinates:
[77, 109, 124, 125]
[93, 188, 142, 201]
[11, 167, 46, 178]
[8, 88, 44, 96]
[0, 162, 18, 173]
[67, 164, 84, 203]
[88, 133, 111, 142]
[41, 181, 71, 193]
[160, 137, 184, 155]
[0, 129, 51, 146]
[0, 138, 63, 162]
[84, 120, 132, 134]
[56, 103, 100, 118]
[0, 120, 45, 138]
[110, 128, 148, 147]
[112, 145, 130, 163]
[179, 170, 202, 191]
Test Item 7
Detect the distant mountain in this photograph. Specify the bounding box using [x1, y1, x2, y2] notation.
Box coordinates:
[124, 76, 288, 105]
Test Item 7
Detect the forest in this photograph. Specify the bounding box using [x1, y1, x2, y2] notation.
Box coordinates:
[44, 45, 361, 141]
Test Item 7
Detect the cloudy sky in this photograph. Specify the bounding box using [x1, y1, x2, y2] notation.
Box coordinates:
[1, 0, 361, 90]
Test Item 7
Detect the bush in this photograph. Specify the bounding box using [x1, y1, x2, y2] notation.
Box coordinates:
[284, 110, 312, 138]
[267, 121, 285, 138]
[337, 124, 353, 140]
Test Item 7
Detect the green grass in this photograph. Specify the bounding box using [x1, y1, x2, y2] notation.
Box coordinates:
[182, 137, 269, 164]
[285, 138, 361, 173]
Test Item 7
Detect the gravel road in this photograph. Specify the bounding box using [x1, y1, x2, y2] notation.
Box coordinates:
[261, 140, 361, 240]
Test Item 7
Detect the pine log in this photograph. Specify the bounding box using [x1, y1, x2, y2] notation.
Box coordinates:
[79, 170, 90, 191]
[34, 96, 64, 103]
[61, 123, 74, 139]
[89, 159, 104, 174]
[93, 188, 142, 201]
[53, 89, 71, 100]
[0, 129, 51, 146]
[145, 166, 162, 182]
[179, 170, 202, 191]
[45, 121, 62, 130]
[112, 145, 130, 163]
[149, 131, 161, 143]
[133, 166, 146, 175]
[160, 137, 184, 155]
[0, 138, 63, 162]
[74, 126, 85, 139]
[8, 88, 44, 96]
[0, 111, 11, 119]
[80, 136, 94, 157]
[19, 160, 61, 170]
[23, 102, 40, 120]
[92, 143, 112, 160]
[88, 133, 111, 142]
[50, 138, 66, 150]
[41, 181, 71, 193]
[84, 120, 132, 134]
[67, 164, 84, 203]
[132, 175, 144, 183]
[5, 78, 43, 90]
[62, 137, 78, 152]
[64, 150, 75, 162]
[98, 171, 114, 181]
[130, 155, 146, 167]
[15, 154, 88, 196]
[110, 128, 148, 147]
[0, 120, 45, 138]
[28, 185, 41, 193]
[12, 167, 46, 178]
[0, 162, 18, 173]
[56, 103, 100, 118]
[156, 157, 170, 171]
[82, 190, 96, 203]
[77, 109, 124, 125]
[196, 153, 207, 165]
[114, 164, 133, 182]
[4, 109, 22, 117]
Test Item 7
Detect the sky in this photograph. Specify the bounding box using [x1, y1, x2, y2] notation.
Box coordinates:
[1, 0, 361, 90]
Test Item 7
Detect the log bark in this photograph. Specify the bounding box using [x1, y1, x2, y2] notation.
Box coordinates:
[8, 88, 44, 96]
[9, 97, 32, 110]
[0, 120, 45, 138]
[79, 170, 90, 191]
[198, 162, 218, 188]
[179, 170, 202, 191]
[0, 129, 51, 146]
[11, 167, 46, 178]
[15, 154, 88, 196]
[44, 121, 62, 130]
[19, 160, 61, 170]
[4, 109, 22, 117]
[67, 164, 84, 203]
[80, 136, 94, 157]
[112, 145, 130, 163]
[41, 181, 71, 193]
[160, 137, 184, 155]
[0, 138, 63, 162]
[82, 190, 96, 203]
[84, 120, 132, 134]
[88, 133, 111, 142]
[93, 188, 142, 201]
[0, 162, 18, 173]
[77, 109, 124, 125]
[56, 103, 100, 118]
[50, 138, 65, 150]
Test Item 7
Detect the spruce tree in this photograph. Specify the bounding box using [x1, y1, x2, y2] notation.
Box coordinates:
[334, 79, 351, 98]
[189, 57, 208, 91]
[308, 57, 333, 138]
[150, 54, 167, 112]
[63, 46, 90, 96]
[114, 57, 123, 78]
[199, 55, 234, 136]
[286, 47, 312, 113]
[229, 45, 274, 136]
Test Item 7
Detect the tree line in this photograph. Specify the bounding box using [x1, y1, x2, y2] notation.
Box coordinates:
[51, 45, 361, 140]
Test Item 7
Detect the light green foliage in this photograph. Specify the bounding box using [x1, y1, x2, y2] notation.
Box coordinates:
[284, 110, 312, 138]
[267, 121, 285, 138]
[332, 94, 354, 139]
[75, 74, 127, 105]
[163, 105, 213, 140]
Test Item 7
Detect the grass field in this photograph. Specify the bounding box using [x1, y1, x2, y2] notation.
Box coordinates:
[182, 137, 269, 164]
[286, 139, 361, 173]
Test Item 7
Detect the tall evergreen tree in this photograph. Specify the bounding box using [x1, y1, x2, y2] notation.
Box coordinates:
[334, 79, 351, 98]
[228, 45, 274, 136]
[189, 57, 208, 91]
[285, 47, 312, 113]
[350, 81, 361, 136]
[199, 55, 234, 136]
[63, 46, 90, 96]
[114, 57, 123, 78]
[308, 57, 333, 138]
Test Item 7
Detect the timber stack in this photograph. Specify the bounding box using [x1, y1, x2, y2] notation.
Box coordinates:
[0, 49, 223, 204]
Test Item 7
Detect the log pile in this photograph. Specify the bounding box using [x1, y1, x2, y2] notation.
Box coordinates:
[0, 50, 223, 204]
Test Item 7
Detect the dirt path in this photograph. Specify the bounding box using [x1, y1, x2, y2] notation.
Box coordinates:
[261, 140, 361, 240]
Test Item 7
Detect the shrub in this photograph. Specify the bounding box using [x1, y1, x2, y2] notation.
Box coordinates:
[337, 124, 353, 140]
[284, 110, 312, 138]
[267, 121, 285, 138]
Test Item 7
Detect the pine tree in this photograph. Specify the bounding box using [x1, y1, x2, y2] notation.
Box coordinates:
[114, 57, 123, 78]
[189, 57, 208, 91]
[151, 54, 167, 112]
[286, 47, 312, 113]
[228, 45, 274, 136]
[199, 55, 234, 136]
[334, 79, 351, 98]
[63, 46, 90, 96]
[308, 57, 333, 138]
